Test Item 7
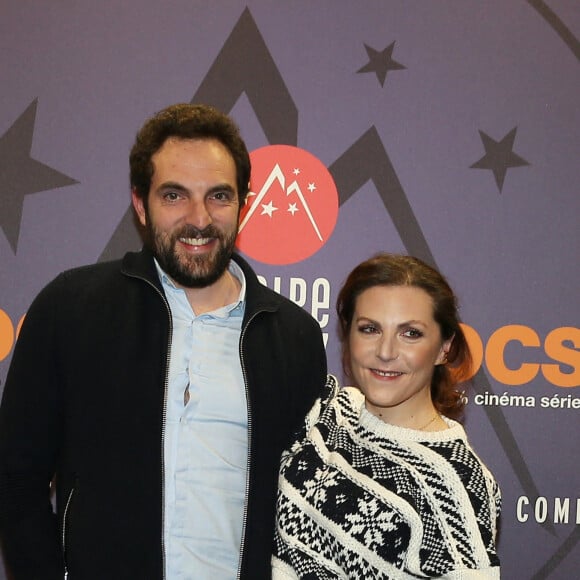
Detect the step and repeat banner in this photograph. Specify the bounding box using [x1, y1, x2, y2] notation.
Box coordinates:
[1, 2, 578, 578]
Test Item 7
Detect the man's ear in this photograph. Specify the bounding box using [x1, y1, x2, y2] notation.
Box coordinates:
[131, 189, 147, 227]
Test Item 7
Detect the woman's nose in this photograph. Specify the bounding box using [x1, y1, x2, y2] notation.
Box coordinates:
[376, 335, 398, 362]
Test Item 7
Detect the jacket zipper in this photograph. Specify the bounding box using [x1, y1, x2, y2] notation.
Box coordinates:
[127, 273, 172, 580]
[235, 308, 269, 580]
[62, 484, 75, 579]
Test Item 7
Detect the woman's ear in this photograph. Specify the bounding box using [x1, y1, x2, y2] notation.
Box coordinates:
[341, 344, 352, 381]
[437, 334, 454, 365]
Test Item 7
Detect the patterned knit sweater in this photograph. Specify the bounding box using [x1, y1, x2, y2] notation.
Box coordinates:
[273, 376, 501, 579]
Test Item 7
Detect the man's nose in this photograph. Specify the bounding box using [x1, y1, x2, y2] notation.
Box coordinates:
[185, 198, 212, 229]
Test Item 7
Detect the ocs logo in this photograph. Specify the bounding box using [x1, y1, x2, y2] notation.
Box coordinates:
[236, 145, 339, 265]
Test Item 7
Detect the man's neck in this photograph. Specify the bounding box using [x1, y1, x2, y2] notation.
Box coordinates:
[181, 269, 241, 315]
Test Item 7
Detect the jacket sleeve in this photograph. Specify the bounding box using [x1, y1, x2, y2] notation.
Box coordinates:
[0, 277, 66, 578]
[285, 309, 328, 448]
[299, 310, 328, 403]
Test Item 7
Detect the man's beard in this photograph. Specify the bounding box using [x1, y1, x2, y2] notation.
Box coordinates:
[147, 222, 237, 288]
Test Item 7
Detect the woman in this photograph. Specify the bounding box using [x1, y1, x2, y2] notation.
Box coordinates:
[273, 253, 501, 579]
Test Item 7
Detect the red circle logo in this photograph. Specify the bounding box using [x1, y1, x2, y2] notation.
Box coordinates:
[236, 145, 339, 265]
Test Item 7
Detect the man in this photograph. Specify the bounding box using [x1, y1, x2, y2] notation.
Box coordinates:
[0, 104, 327, 579]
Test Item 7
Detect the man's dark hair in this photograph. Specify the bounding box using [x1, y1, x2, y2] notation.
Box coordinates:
[130, 103, 251, 205]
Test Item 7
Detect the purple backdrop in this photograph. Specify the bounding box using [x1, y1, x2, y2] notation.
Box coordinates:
[1, 1, 579, 578]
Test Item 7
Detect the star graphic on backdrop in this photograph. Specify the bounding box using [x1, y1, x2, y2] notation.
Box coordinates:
[287, 202, 299, 215]
[0, 99, 78, 253]
[260, 200, 278, 217]
[307, 182, 316, 193]
[357, 41, 406, 87]
[470, 127, 529, 192]
[292, 168, 300, 175]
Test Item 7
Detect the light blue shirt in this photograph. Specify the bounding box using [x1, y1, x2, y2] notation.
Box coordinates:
[156, 259, 248, 579]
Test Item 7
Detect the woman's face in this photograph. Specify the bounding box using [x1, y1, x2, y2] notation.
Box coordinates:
[347, 284, 452, 424]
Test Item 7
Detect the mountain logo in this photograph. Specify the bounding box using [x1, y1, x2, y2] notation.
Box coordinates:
[236, 145, 339, 265]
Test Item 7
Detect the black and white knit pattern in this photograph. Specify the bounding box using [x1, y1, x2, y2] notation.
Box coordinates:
[273, 376, 501, 579]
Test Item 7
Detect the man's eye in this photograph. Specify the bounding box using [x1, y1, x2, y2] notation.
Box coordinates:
[212, 191, 233, 202]
[163, 191, 180, 201]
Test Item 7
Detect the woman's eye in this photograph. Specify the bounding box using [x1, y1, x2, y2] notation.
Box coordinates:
[358, 324, 378, 334]
[403, 328, 423, 339]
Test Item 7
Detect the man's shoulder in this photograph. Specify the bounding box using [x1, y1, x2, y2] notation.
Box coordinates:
[22, 258, 128, 319]
[65, 257, 123, 276]
[253, 287, 325, 347]
[259, 284, 308, 314]
[232, 253, 320, 325]
[59, 249, 152, 282]
[41, 250, 154, 298]
[56, 257, 124, 286]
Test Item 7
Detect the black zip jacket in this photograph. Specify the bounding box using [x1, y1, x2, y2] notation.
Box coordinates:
[0, 248, 327, 579]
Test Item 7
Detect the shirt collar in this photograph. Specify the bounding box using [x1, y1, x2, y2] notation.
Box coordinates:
[154, 258, 246, 315]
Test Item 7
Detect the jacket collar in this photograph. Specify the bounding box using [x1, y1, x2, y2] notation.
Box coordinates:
[121, 246, 164, 292]
[231, 252, 280, 319]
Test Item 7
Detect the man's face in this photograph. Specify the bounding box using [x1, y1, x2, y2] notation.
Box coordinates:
[132, 137, 240, 288]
